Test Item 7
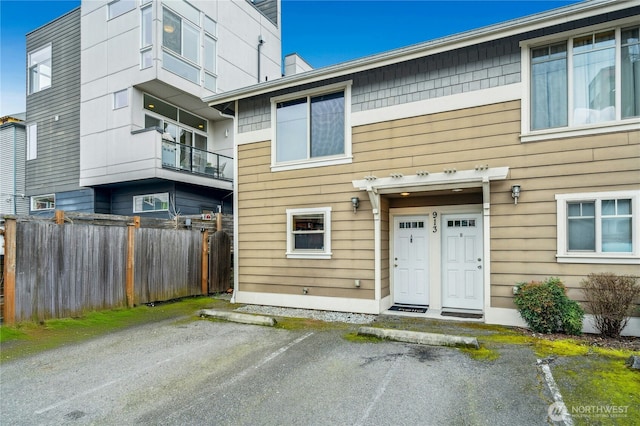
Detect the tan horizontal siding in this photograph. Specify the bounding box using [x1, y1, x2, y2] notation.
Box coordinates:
[237, 99, 639, 310]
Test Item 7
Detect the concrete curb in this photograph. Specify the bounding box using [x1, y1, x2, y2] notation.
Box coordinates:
[358, 326, 479, 349]
[198, 309, 277, 327]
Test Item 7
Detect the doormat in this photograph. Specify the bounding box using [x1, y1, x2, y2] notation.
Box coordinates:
[441, 311, 483, 319]
[389, 305, 427, 313]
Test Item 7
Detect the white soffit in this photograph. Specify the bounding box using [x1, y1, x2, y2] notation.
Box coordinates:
[352, 167, 509, 194]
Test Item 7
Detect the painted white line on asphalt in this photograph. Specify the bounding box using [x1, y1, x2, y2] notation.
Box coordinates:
[224, 331, 314, 387]
[34, 341, 217, 415]
[538, 359, 573, 425]
[355, 353, 404, 426]
[161, 331, 315, 423]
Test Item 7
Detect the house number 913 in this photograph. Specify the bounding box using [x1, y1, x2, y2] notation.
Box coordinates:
[432, 212, 438, 233]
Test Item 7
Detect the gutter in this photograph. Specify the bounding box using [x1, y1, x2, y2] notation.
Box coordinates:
[203, 0, 632, 107]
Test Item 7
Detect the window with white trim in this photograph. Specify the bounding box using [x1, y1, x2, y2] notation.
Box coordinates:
[27, 123, 37, 160]
[162, 5, 200, 83]
[523, 24, 640, 138]
[556, 191, 639, 264]
[28, 44, 51, 94]
[286, 207, 332, 259]
[133, 193, 169, 213]
[272, 82, 352, 171]
[31, 194, 55, 211]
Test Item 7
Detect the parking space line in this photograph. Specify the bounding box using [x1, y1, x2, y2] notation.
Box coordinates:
[355, 352, 405, 426]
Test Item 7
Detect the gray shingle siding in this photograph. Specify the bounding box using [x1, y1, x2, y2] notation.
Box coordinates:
[351, 37, 521, 113]
[25, 8, 81, 197]
[235, 6, 640, 133]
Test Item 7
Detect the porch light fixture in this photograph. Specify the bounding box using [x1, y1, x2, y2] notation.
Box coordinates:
[511, 185, 521, 204]
[400, 192, 410, 197]
[351, 197, 360, 213]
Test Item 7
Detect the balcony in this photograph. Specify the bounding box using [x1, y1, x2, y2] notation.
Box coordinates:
[79, 127, 233, 189]
[161, 139, 232, 181]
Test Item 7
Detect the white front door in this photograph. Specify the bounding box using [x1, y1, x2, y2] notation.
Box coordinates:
[393, 216, 429, 305]
[442, 214, 483, 310]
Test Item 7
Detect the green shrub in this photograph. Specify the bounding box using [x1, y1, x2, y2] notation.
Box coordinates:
[514, 277, 584, 335]
[581, 273, 640, 338]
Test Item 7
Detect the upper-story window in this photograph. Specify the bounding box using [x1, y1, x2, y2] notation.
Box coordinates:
[203, 15, 217, 91]
[162, 4, 200, 84]
[523, 24, 639, 139]
[140, 3, 153, 69]
[108, 0, 135, 19]
[28, 44, 51, 94]
[26, 123, 37, 160]
[272, 82, 352, 171]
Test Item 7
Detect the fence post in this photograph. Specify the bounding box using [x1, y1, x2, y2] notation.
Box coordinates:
[216, 212, 222, 232]
[201, 229, 209, 295]
[54, 210, 64, 225]
[126, 216, 140, 308]
[2, 218, 17, 325]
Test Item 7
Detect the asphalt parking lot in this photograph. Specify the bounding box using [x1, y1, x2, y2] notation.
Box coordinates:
[1, 317, 553, 425]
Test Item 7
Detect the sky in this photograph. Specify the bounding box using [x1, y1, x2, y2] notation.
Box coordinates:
[0, 0, 582, 117]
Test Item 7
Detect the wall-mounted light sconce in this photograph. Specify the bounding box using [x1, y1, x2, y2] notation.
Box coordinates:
[351, 197, 360, 213]
[511, 185, 521, 205]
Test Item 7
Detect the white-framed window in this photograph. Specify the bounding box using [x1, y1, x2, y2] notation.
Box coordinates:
[31, 194, 55, 211]
[26, 123, 37, 160]
[108, 0, 135, 19]
[28, 44, 51, 94]
[203, 15, 217, 91]
[140, 3, 153, 69]
[272, 82, 352, 172]
[556, 190, 639, 264]
[162, 5, 200, 84]
[113, 89, 128, 109]
[286, 207, 332, 259]
[521, 21, 640, 142]
[133, 192, 169, 213]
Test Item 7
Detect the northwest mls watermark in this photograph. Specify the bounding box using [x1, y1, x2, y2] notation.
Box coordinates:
[548, 402, 630, 421]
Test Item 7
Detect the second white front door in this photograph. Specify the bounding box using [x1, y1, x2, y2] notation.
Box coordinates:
[441, 214, 484, 310]
[393, 216, 429, 305]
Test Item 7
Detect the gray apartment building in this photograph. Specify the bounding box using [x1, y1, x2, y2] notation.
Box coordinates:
[24, 0, 282, 217]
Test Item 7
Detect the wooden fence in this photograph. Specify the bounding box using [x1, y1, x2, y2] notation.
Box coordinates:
[1, 211, 232, 324]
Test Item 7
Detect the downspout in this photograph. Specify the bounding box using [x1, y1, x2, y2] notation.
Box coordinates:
[218, 103, 238, 303]
[257, 35, 265, 83]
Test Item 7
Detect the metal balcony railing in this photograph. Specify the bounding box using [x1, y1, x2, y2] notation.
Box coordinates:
[161, 139, 232, 182]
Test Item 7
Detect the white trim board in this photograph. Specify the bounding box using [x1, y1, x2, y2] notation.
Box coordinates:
[233, 291, 381, 315]
[352, 84, 521, 127]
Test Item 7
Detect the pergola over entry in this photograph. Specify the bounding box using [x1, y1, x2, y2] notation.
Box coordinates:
[352, 167, 510, 214]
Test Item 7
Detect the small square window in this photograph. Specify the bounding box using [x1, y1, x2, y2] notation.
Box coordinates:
[286, 207, 332, 259]
[113, 89, 128, 109]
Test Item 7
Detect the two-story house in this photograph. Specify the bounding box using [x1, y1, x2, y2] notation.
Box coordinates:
[205, 0, 640, 335]
[25, 0, 281, 217]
